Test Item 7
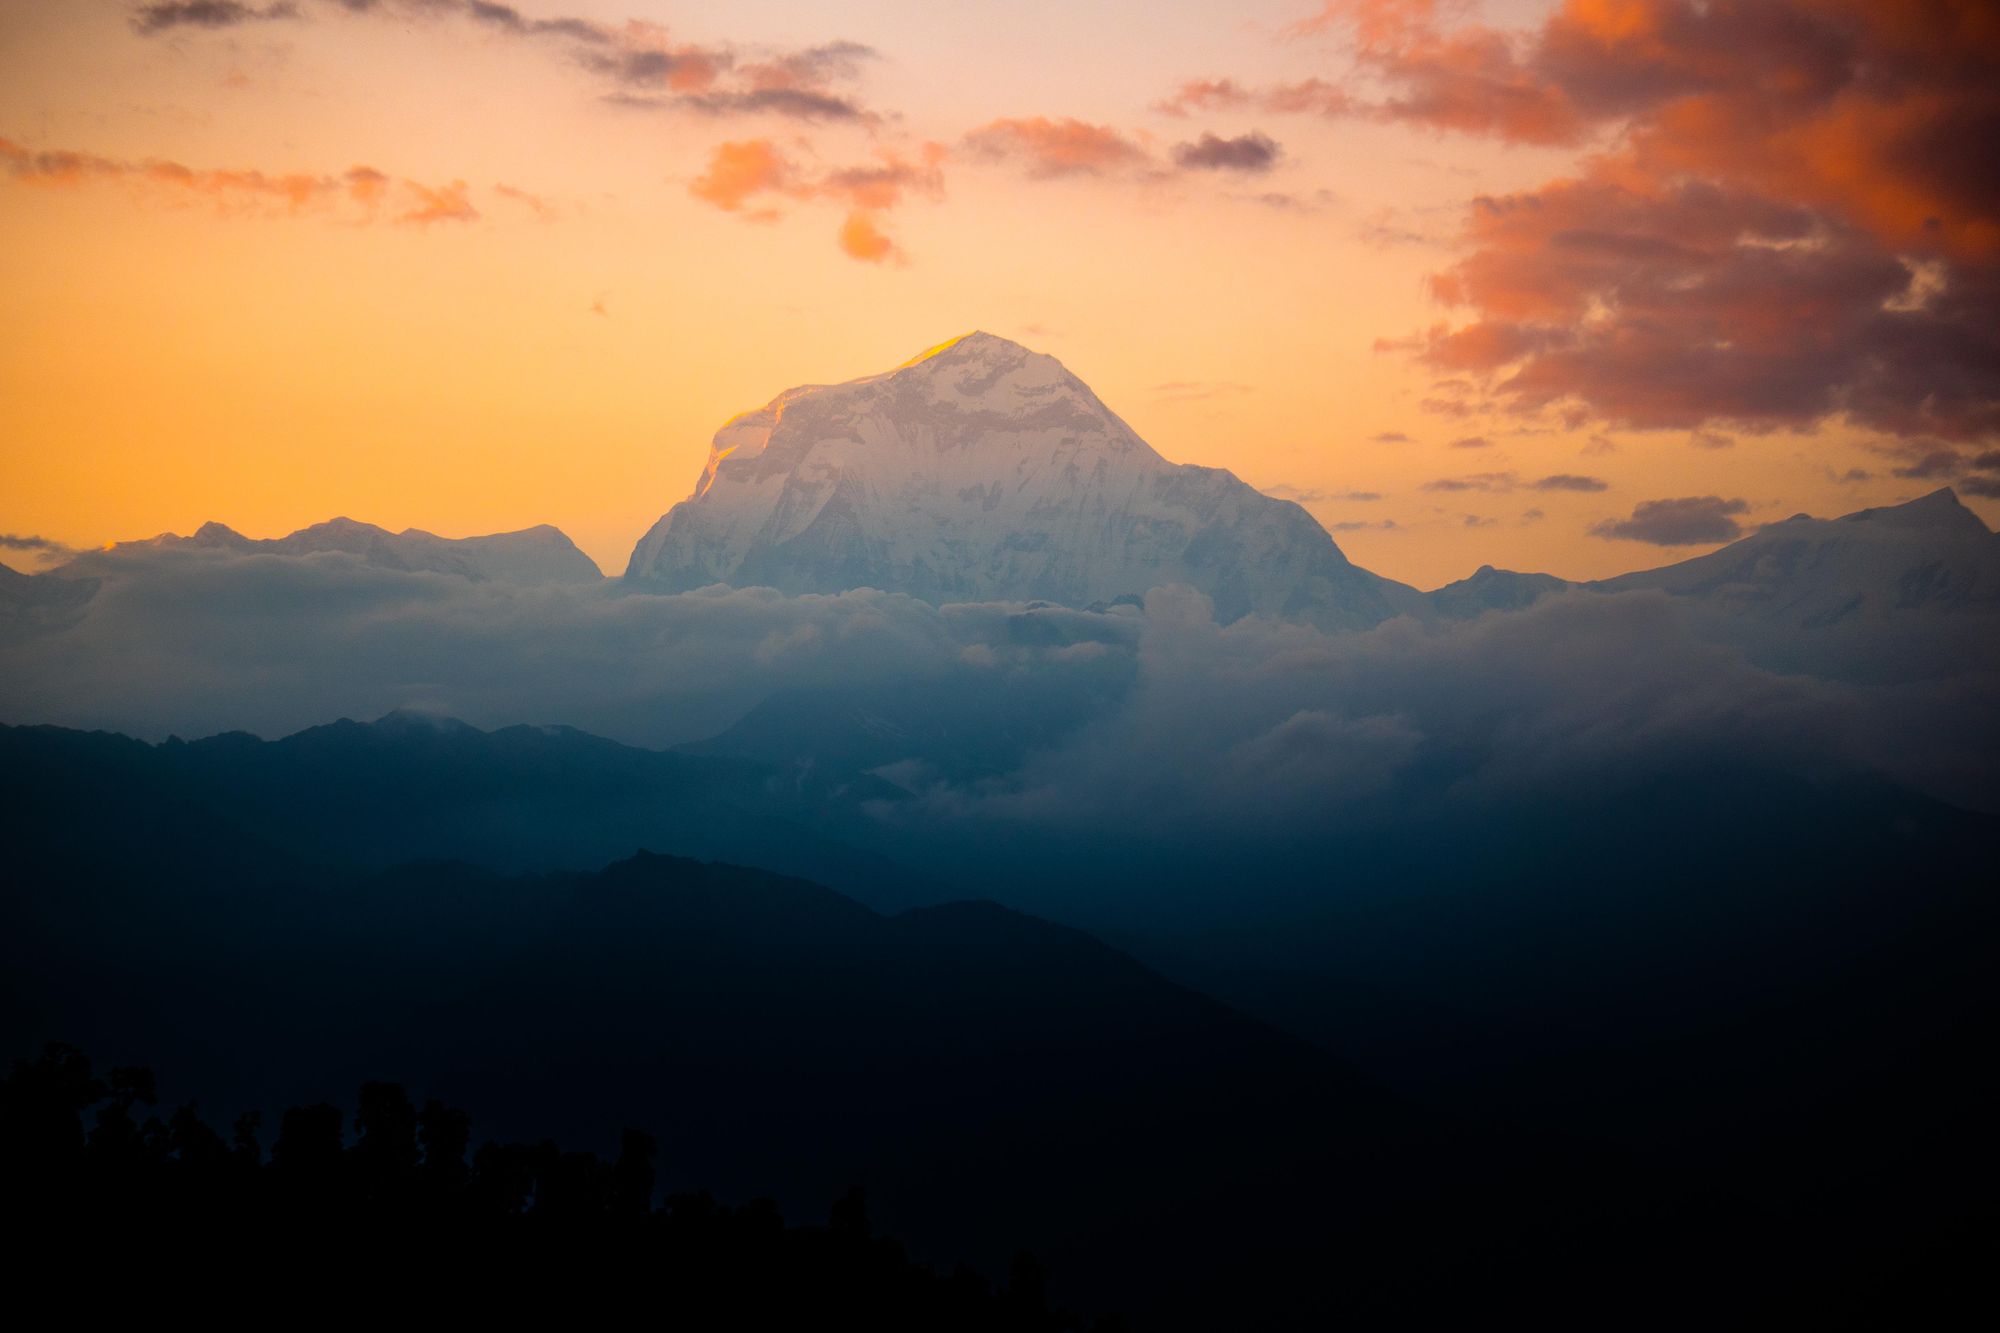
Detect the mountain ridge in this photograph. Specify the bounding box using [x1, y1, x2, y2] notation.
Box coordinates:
[625, 332, 1423, 629]
[64, 515, 604, 585]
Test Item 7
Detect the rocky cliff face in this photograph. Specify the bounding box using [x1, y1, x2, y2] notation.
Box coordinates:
[625, 332, 1419, 629]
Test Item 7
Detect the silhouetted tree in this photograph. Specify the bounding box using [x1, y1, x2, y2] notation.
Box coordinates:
[609, 1127, 655, 1220]
[4, 1043, 1118, 1330]
[417, 1098, 470, 1192]
[353, 1081, 418, 1205]
[830, 1183, 871, 1239]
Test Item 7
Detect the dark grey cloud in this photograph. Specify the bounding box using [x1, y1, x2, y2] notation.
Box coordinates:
[1262, 485, 1382, 503]
[1171, 131, 1281, 174]
[583, 47, 693, 86]
[130, 2, 880, 122]
[1895, 448, 1970, 480]
[1423, 472, 1516, 493]
[1532, 474, 1608, 492]
[1590, 496, 1748, 546]
[1449, 435, 1492, 449]
[1869, 442, 2000, 495]
[0, 534, 78, 560]
[463, 1, 610, 41]
[466, 0, 527, 28]
[755, 40, 877, 87]
[1248, 188, 1336, 212]
[680, 88, 866, 122]
[132, 1, 299, 32]
[1371, 432, 1412, 444]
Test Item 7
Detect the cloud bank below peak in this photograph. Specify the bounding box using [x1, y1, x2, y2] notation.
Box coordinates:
[5, 488, 1997, 828]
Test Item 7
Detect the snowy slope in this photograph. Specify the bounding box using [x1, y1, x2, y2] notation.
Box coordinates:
[625, 332, 1419, 629]
[1594, 488, 2000, 622]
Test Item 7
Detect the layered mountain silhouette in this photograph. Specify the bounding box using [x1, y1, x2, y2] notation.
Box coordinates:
[2, 738, 1561, 1327]
[0, 713, 922, 905]
[5, 705, 1993, 1326]
[624, 332, 1421, 628]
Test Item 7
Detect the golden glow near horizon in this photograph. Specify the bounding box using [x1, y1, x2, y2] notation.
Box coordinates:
[2, 1, 1993, 588]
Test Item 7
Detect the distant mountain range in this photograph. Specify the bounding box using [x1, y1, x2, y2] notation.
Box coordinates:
[97, 515, 603, 584]
[1427, 485, 2000, 623]
[1422, 485, 2000, 680]
[9, 328, 1995, 651]
[12, 483, 1991, 656]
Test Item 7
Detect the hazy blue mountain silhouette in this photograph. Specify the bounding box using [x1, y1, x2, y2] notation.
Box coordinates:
[685, 706, 2000, 1303]
[0, 713, 929, 905]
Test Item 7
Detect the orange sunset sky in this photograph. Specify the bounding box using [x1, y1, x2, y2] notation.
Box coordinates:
[4, 1, 1996, 586]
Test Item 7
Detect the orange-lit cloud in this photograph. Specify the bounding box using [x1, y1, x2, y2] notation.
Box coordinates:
[689, 140, 945, 261]
[688, 139, 805, 213]
[1285, 0, 1461, 47]
[820, 143, 948, 211]
[399, 179, 477, 225]
[962, 118, 1152, 179]
[839, 211, 895, 263]
[1156, 77, 1351, 118]
[0, 136, 479, 225]
[1226, 0, 2000, 443]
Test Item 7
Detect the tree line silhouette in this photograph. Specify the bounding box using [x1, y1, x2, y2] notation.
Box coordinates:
[3, 1042, 1124, 1329]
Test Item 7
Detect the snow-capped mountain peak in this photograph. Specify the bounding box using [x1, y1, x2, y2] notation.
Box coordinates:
[627, 333, 1417, 628]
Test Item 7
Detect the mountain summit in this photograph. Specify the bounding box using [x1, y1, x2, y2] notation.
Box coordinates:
[625, 332, 1417, 627]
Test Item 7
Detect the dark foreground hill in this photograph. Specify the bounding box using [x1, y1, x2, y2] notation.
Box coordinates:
[4, 722, 1991, 1327]
[0, 738, 1447, 1328]
[3, 1044, 1103, 1329]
